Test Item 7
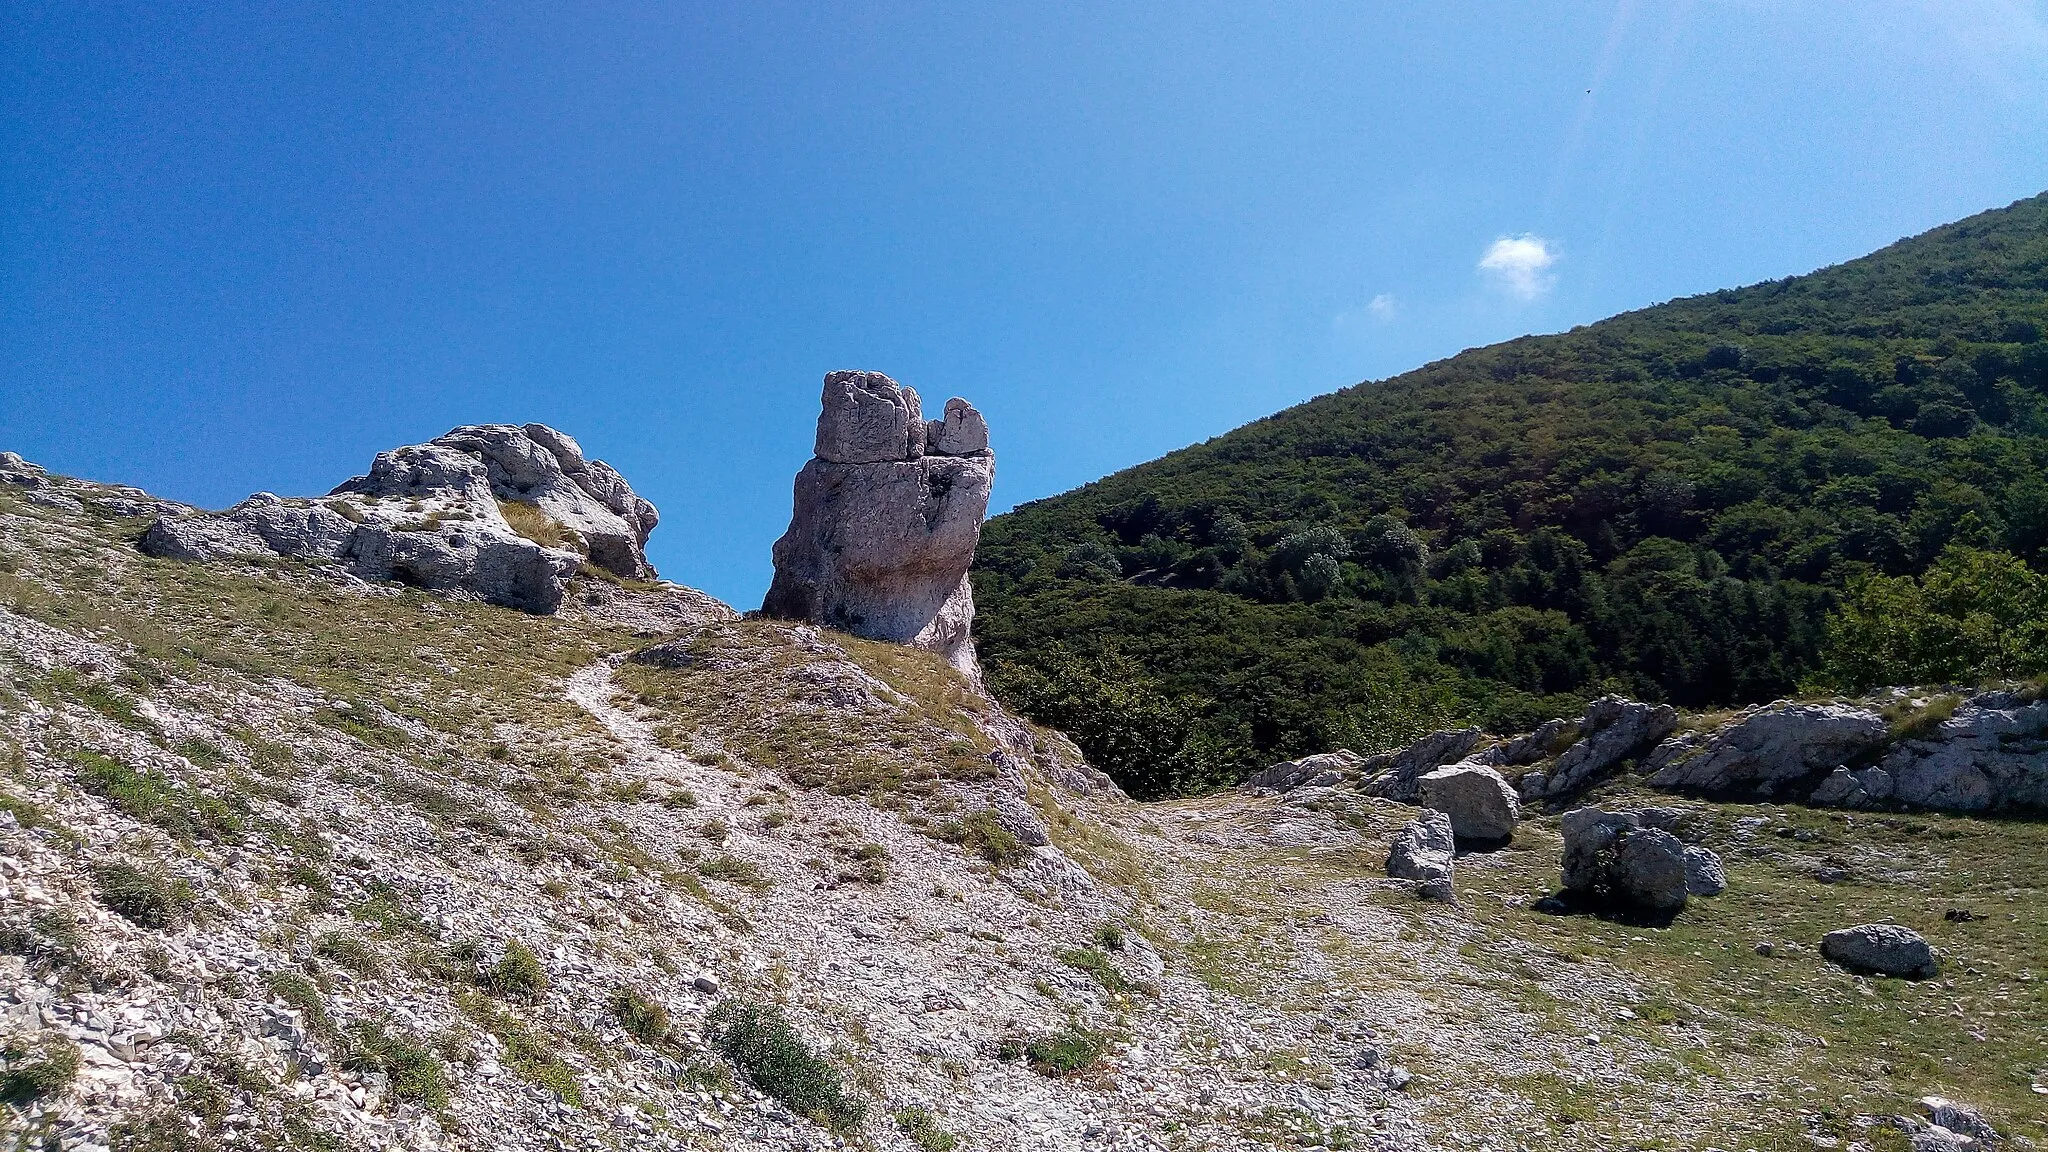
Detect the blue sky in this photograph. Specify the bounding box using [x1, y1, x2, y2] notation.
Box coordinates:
[5, 2, 2047, 606]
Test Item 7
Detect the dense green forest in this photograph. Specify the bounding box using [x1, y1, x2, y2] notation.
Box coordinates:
[973, 192, 2048, 798]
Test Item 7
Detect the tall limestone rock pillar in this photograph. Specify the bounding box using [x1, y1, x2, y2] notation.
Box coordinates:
[762, 371, 994, 677]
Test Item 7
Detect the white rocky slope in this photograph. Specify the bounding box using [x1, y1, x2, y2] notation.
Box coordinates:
[2, 461, 2041, 1152]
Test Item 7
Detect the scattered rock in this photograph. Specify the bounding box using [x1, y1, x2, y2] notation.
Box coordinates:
[760, 371, 994, 676]
[1917, 1097, 1997, 1143]
[1415, 763, 1520, 841]
[1820, 924, 1940, 979]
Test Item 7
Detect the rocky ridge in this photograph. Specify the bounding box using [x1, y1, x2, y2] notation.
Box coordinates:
[1257, 687, 2047, 820]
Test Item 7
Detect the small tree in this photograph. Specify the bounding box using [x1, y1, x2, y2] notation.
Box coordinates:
[1817, 547, 2048, 689]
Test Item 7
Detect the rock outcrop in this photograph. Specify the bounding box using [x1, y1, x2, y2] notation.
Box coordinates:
[1639, 690, 2046, 814]
[1245, 750, 1364, 792]
[1821, 924, 1940, 979]
[1872, 690, 2048, 811]
[1358, 728, 1486, 802]
[761, 371, 994, 676]
[1516, 696, 1678, 801]
[1643, 701, 1889, 797]
[1415, 762, 1520, 841]
[140, 424, 659, 613]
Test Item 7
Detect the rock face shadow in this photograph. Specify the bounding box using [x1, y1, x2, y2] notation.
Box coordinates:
[1530, 889, 1683, 930]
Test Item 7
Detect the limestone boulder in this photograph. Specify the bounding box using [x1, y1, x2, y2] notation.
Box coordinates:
[1612, 828, 1690, 912]
[1385, 810, 1456, 883]
[1558, 807, 1693, 913]
[762, 371, 994, 676]
[1682, 845, 1727, 896]
[1386, 810, 1457, 901]
[1820, 923, 1939, 979]
[1416, 762, 1520, 841]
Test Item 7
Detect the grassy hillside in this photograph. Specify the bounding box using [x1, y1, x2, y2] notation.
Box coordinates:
[974, 192, 2048, 796]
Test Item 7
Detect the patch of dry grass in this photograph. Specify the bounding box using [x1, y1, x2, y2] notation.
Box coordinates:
[616, 619, 999, 799]
[495, 500, 581, 554]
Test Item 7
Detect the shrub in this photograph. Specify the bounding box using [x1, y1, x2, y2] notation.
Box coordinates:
[697, 854, 766, 887]
[49, 668, 152, 731]
[1883, 694, 1962, 742]
[843, 842, 888, 884]
[940, 810, 1028, 868]
[612, 987, 670, 1043]
[462, 994, 583, 1107]
[93, 859, 195, 929]
[347, 1019, 449, 1111]
[264, 970, 335, 1036]
[73, 749, 245, 843]
[482, 940, 548, 1000]
[0, 1034, 81, 1105]
[1817, 546, 2048, 689]
[892, 1105, 958, 1151]
[1093, 924, 1126, 952]
[1024, 1027, 1106, 1076]
[497, 500, 581, 553]
[313, 931, 381, 976]
[705, 1001, 864, 1130]
[2, 910, 85, 976]
[1056, 946, 1129, 995]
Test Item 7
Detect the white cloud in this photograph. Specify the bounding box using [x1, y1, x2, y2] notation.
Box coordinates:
[1334, 292, 1398, 332]
[1478, 234, 1558, 300]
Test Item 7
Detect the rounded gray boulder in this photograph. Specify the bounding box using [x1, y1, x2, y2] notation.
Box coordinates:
[1820, 923, 1939, 979]
[1416, 762, 1520, 841]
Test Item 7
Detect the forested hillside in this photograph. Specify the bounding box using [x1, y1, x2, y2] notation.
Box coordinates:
[974, 192, 2048, 797]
